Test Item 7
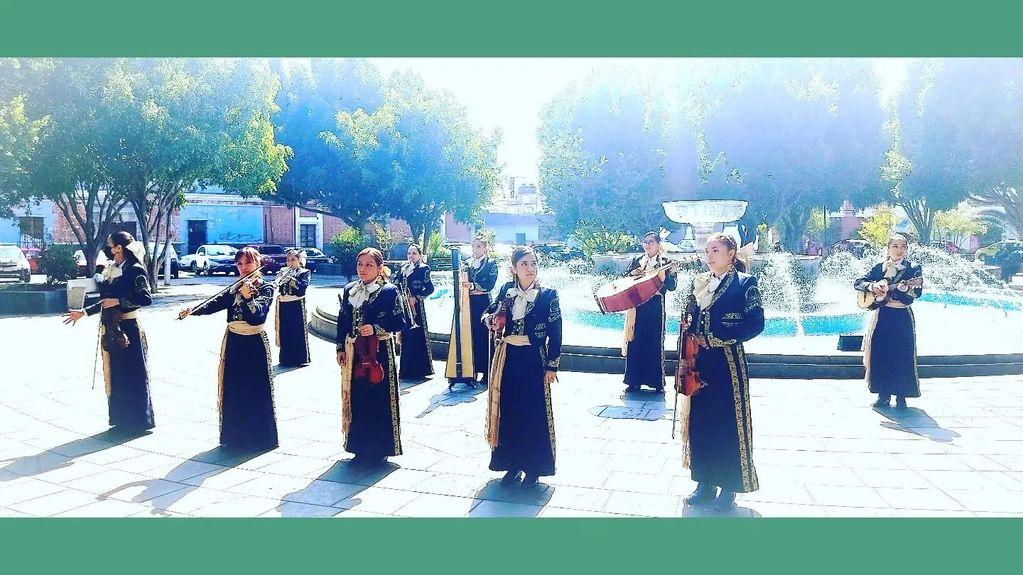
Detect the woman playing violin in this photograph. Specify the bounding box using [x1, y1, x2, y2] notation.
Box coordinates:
[178, 247, 279, 451]
[623, 231, 678, 392]
[62, 231, 155, 433]
[677, 233, 765, 511]
[853, 233, 924, 409]
[336, 248, 407, 465]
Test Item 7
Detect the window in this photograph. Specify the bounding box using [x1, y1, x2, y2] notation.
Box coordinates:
[19, 217, 43, 241]
[300, 224, 317, 248]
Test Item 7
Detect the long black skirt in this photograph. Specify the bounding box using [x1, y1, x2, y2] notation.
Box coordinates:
[220, 330, 278, 450]
[624, 294, 667, 388]
[399, 299, 434, 379]
[346, 341, 402, 458]
[688, 344, 758, 493]
[490, 345, 556, 477]
[103, 319, 155, 430]
[277, 299, 311, 366]
[865, 306, 920, 398]
[469, 294, 492, 380]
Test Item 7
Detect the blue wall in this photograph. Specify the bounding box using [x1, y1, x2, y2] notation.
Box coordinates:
[178, 203, 264, 251]
[0, 202, 57, 245]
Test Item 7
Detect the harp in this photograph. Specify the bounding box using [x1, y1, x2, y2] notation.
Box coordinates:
[445, 247, 475, 386]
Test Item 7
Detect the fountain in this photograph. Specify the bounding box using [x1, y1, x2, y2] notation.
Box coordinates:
[661, 199, 749, 248]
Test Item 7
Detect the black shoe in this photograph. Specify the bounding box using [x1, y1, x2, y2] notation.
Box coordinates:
[625, 385, 639, 392]
[872, 394, 891, 408]
[895, 397, 908, 409]
[714, 490, 737, 511]
[684, 483, 718, 505]
[501, 470, 523, 486]
[522, 474, 539, 487]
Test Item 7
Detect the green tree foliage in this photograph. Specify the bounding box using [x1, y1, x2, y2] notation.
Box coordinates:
[857, 204, 897, 247]
[933, 203, 987, 246]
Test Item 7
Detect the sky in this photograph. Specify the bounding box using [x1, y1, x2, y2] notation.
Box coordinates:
[370, 58, 907, 184]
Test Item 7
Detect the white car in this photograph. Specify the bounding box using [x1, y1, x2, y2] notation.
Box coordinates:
[179, 244, 237, 275]
[0, 243, 32, 283]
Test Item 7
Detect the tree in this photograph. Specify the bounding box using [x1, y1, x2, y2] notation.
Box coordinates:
[933, 202, 988, 246]
[0, 59, 131, 275]
[857, 204, 896, 247]
[698, 59, 888, 251]
[539, 68, 678, 237]
[101, 58, 289, 290]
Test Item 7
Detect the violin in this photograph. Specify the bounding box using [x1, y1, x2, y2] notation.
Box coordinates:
[353, 327, 385, 384]
[101, 306, 129, 352]
[675, 312, 703, 397]
[490, 299, 507, 341]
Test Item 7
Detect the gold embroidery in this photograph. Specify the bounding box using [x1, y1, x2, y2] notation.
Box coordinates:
[724, 346, 754, 492]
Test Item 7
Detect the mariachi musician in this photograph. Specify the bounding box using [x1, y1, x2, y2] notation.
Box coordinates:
[396, 243, 435, 380]
[622, 231, 678, 392]
[178, 247, 279, 451]
[677, 233, 764, 511]
[62, 231, 155, 433]
[335, 247, 407, 464]
[465, 235, 499, 384]
[853, 233, 924, 410]
[275, 248, 312, 367]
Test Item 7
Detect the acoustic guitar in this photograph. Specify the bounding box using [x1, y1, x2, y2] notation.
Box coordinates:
[857, 276, 923, 311]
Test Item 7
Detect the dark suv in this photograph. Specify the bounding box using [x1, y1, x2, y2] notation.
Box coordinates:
[248, 244, 288, 274]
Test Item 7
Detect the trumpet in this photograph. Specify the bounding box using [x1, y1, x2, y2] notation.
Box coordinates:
[399, 277, 420, 330]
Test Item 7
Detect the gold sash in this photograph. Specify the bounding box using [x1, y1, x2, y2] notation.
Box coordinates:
[485, 335, 530, 448]
[227, 321, 264, 336]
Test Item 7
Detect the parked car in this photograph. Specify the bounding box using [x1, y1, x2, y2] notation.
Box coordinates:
[147, 242, 180, 279]
[974, 240, 1023, 265]
[0, 243, 32, 283]
[74, 249, 110, 277]
[179, 244, 238, 275]
[247, 244, 288, 274]
[288, 247, 331, 271]
[20, 246, 41, 273]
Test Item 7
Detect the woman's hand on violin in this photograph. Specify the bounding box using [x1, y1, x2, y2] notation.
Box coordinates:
[239, 282, 253, 300]
[100, 298, 119, 309]
[869, 282, 887, 297]
[62, 309, 85, 325]
[695, 335, 708, 348]
[178, 307, 192, 320]
[358, 324, 374, 337]
[336, 351, 346, 367]
[544, 370, 557, 385]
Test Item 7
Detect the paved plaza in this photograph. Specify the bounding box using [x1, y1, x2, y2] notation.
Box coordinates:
[1, 280, 1023, 518]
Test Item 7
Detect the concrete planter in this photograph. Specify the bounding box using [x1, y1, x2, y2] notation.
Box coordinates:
[0, 284, 68, 316]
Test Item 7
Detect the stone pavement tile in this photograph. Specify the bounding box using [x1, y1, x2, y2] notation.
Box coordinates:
[228, 474, 316, 500]
[0, 450, 72, 477]
[743, 484, 817, 506]
[277, 440, 347, 460]
[29, 461, 109, 485]
[388, 447, 447, 471]
[181, 467, 265, 491]
[600, 439, 664, 457]
[426, 454, 492, 476]
[74, 446, 146, 466]
[7, 488, 99, 517]
[468, 499, 544, 518]
[788, 466, 868, 487]
[45, 436, 122, 458]
[896, 454, 974, 472]
[101, 478, 190, 504]
[234, 451, 293, 471]
[820, 506, 902, 518]
[980, 471, 1023, 491]
[950, 454, 1010, 472]
[329, 508, 394, 518]
[667, 476, 699, 498]
[679, 504, 764, 518]
[193, 495, 280, 518]
[0, 508, 33, 518]
[603, 492, 681, 517]
[53, 498, 150, 518]
[945, 488, 1023, 513]
[145, 486, 235, 515]
[835, 452, 908, 470]
[544, 467, 612, 490]
[543, 485, 613, 512]
[143, 459, 227, 483]
[602, 470, 673, 495]
[756, 449, 845, 468]
[410, 472, 488, 498]
[819, 437, 896, 454]
[62, 469, 151, 495]
[853, 468, 933, 489]
[921, 470, 1004, 491]
[260, 501, 343, 518]
[898, 509, 976, 518]
[876, 487, 968, 511]
[971, 511, 1023, 517]
[255, 455, 336, 479]
[368, 468, 435, 492]
[333, 486, 419, 515]
[537, 506, 624, 518]
[280, 480, 364, 507]
[109, 452, 184, 475]
[754, 435, 828, 452]
[803, 485, 888, 509]
[394, 493, 480, 517]
[988, 455, 1023, 472]
[602, 454, 666, 474]
[473, 480, 554, 506]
